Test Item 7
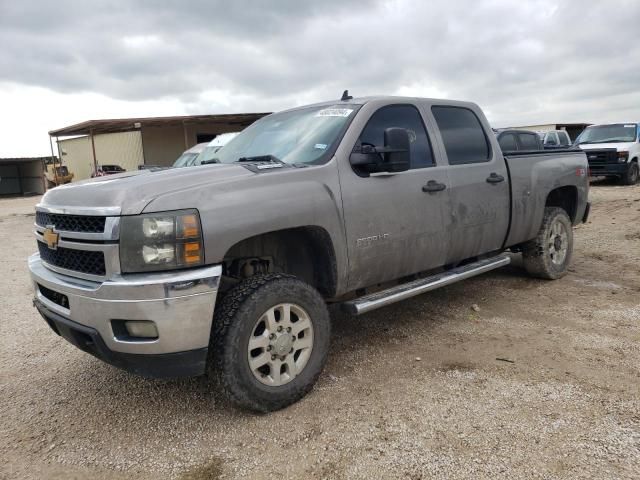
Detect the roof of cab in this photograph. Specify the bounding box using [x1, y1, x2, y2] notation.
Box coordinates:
[278, 95, 480, 115]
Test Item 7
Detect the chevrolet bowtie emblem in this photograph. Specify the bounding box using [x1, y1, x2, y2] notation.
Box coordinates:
[43, 226, 59, 250]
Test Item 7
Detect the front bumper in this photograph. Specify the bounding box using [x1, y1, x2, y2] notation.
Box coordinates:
[29, 254, 222, 377]
[34, 299, 208, 378]
[588, 162, 629, 177]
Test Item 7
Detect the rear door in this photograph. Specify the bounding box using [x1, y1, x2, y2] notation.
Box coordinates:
[340, 104, 451, 291]
[430, 105, 510, 264]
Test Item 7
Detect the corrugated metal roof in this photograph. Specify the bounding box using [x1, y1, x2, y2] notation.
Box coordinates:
[0, 156, 53, 164]
[49, 113, 271, 137]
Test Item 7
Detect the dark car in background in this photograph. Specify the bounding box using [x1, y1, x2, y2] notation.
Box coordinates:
[91, 165, 126, 178]
[495, 129, 543, 152]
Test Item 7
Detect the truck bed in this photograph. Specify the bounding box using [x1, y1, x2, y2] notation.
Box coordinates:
[503, 149, 588, 248]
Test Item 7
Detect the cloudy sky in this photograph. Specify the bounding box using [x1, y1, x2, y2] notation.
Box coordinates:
[1, 0, 639, 157]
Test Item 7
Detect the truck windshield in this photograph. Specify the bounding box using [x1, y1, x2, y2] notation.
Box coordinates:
[575, 124, 638, 144]
[211, 105, 359, 166]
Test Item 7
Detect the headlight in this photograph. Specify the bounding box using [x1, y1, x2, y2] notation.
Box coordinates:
[618, 151, 629, 163]
[120, 210, 204, 273]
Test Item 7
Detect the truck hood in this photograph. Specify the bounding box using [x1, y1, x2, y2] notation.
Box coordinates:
[578, 142, 635, 152]
[39, 164, 255, 215]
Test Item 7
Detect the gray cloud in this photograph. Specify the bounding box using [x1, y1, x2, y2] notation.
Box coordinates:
[1, 0, 639, 126]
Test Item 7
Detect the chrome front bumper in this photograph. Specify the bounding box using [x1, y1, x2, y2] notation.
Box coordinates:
[29, 254, 221, 356]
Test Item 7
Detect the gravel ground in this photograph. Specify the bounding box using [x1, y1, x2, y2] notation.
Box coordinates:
[1, 182, 639, 479]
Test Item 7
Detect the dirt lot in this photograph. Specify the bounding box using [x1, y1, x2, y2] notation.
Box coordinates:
[1, 182, 639, 480]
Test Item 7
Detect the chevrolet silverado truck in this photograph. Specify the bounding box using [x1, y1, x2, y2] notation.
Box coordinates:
[575, 122, 640, 185]
[29, 95, 590, 412]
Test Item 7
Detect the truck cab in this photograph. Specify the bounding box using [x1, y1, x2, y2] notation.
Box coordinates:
[495, 129, 543, 152]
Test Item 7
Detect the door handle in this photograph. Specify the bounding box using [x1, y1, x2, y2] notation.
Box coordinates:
[486, 173, 505, 184]
[422, 180, 447, 193]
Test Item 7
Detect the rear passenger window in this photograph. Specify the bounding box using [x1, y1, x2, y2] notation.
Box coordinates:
[498, 133, 517, 151]
[519, 134, 539, 150]
[431, 106, 490, 165]
[357, 105, 435, 169]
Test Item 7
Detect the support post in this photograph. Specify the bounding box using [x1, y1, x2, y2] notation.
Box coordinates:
[182, 121, 189, 149]
[48, 135, 57, 188]
[90, 129, 98, 175]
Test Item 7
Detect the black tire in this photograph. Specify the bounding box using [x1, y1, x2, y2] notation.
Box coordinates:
[522, 207, 573, 280]
[621, 162, 639, 185]
[210, 273, 331, 412]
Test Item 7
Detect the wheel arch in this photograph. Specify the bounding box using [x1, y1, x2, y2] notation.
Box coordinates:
[545, 185, 578, 223]
[220, 226, 338, 298]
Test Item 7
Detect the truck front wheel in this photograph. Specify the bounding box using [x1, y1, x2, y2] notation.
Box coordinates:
[210, 274, 331, 412]
[522, 207, 573, 280]
[621, 162, 639, 185]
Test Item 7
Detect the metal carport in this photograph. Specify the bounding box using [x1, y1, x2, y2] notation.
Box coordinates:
[0, 157, 48, 196]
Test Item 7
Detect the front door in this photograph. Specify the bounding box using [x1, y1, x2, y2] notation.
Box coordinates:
[339, 104, 451, 291]
[430, 105, 510, 263]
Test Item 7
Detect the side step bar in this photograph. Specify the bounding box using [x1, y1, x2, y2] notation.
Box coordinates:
[341, 254, 511, 315]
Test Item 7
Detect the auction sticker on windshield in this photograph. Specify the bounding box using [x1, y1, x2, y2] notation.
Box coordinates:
[316, 108, 353, 117]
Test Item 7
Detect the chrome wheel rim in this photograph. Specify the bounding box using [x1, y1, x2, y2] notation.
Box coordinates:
[247, 303, 314, 386]
[548, 219, 568, 266]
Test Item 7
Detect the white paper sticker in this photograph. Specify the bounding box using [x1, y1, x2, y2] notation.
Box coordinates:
[316, 108, 353, 117]
[314, 143, 328, 150]
[624, 124, 636, 128]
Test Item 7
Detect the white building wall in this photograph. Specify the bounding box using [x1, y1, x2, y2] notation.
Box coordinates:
[94, 131, 144, 173]
[58, 136, 92, 181]
[58, 131, 144, 181]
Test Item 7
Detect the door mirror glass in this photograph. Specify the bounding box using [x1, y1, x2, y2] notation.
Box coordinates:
[382, 127, 410, 172]
[350, 127, 411, 175]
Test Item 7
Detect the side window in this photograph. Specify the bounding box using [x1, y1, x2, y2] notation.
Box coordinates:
[498, 133, 517, 151]
[558, 131, 570, 146]
[431, 106, 490, 165]
[519, 133, 540, 150]
[357, 105, 434, 169]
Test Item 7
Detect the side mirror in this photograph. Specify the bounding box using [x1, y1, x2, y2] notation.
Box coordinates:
[350, 127, 411, 175]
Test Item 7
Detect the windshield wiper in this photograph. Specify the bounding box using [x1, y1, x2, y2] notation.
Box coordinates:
[200, 158, 220, 165]
[236, 155, 285, 164]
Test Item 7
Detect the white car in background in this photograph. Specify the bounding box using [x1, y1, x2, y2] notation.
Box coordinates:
[575, 123, 640, 185]
[539, 130, 572, 149]
[193, 132, 240, 165]
[172, 142, 208, 168]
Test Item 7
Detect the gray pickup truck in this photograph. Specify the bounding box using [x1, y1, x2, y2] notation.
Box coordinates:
[29, 95, 590, 411]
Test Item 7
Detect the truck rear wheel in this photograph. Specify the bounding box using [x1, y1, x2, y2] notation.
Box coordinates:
[621, 162, 639, 185]
[522, 207, 573, 280]
[210, 273, 331, 412]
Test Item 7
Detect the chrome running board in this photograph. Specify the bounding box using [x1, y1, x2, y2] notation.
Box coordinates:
[341, 254, 511, 315]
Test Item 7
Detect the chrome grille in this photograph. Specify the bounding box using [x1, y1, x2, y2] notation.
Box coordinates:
[35, 212, 106, 233]
[38, 242, 106, 276]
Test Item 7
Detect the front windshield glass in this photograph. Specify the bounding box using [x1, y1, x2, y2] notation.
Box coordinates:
[173, 153, 197, 167]
[209, 105, 359, 166]
[575, 124, 638, 144]
[194, 146, 220, 165]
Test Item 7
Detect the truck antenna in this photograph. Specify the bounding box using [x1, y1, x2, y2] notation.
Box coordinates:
[341, 90, 353, 101]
